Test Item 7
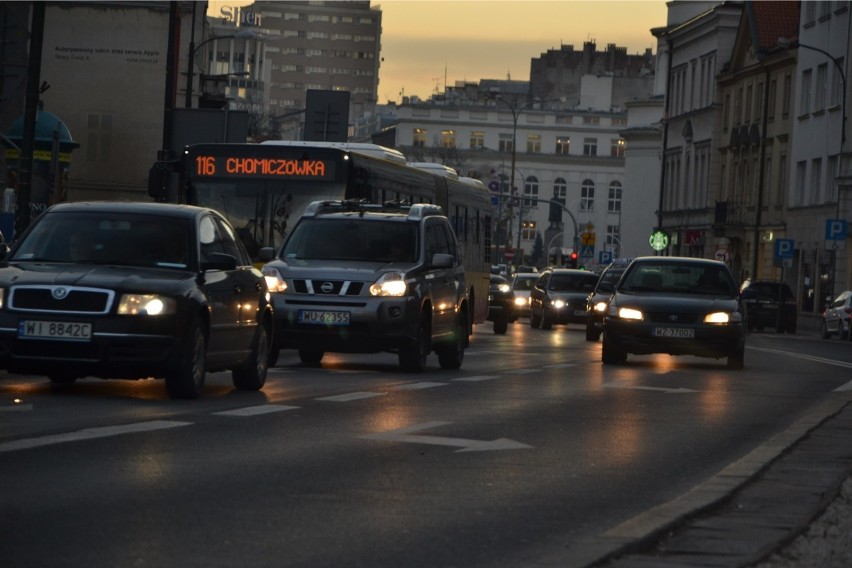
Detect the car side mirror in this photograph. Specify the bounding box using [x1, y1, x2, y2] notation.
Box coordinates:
[202, 252, 238, 271]
[258, 247, 275, 262]
[430, 253, 454, 268]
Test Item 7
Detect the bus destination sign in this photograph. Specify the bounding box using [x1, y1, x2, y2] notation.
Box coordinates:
[193, 155, 336, 180]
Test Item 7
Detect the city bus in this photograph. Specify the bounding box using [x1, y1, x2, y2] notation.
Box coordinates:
[153, 141, 494, 326]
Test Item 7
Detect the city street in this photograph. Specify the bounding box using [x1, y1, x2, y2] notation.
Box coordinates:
[2, 322, 851, 567]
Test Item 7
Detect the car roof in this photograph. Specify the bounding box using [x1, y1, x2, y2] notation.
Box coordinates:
[45, 201, 213, 220]
[628, 255, 728, 268]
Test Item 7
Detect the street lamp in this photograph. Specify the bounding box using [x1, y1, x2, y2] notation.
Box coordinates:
[778, 36, 847, 302]
[185, 29, 256, 108]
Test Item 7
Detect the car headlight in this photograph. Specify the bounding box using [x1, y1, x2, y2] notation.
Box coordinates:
[498, 283, 511, 294]
[261, 266, 288, 293]
[617, 307, 644, 320]
[704, 311, 743, 324]
[370, 271, 407, 297]
[0, 288, 4, 309]
[551, 299, 565, 309]
[513, 296, 527, 307]
[594, 301, 608, 313]
[117, 294, 176, 316]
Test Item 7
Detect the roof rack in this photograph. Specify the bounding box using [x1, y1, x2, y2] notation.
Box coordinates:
[301, 199, 443, 220]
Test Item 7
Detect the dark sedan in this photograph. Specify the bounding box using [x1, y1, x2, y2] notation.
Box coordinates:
[529, 268, 599, 330]
[0, 201, 273, 398]
[602, 256, 745, 369]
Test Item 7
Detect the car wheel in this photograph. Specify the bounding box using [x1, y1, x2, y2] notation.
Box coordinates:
[530, 308, 541, 329]
[601, 332, 626, 364]
[727, 345, 745, 370]
[585, 320, 600, 342]
[166, 324, 206, 399]
[493, 314, 508, 335]
[232, 322, 270, 391]
[299, 349, 324, 365]
[541, 310, 553, 330]
[400, 313, 430, 373]
[438, 310, 467, 370]
[821, 321, 830, 339]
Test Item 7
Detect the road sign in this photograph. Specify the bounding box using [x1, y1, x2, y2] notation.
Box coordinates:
[580, 244, 594, 259]
[488, 180, 499, 192]
[714, 249, 730, 263]
[504, 248, 515, 261]
[825, 219, 847, 250]
[599, 250, 613, 264]
[581, 232, 595, 246]
[774, 238, 795, 259]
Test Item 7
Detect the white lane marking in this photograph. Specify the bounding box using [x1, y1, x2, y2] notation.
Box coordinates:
[395, 382, 448, 390]
[834, 380, 852, 392]
[544, 363, 578, 369]
[214, 404, 299, 416]
[317, 392, 386, 402]
[453, 375, 499, 382]
[603, 383, 699, 394]
[360, 421, 533, 452]
[0, 420, 191, 453]
[749, 346, 852, 370]
[502, 368, 539, 375]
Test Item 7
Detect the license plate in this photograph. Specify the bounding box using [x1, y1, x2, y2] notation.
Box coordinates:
[653, 327, 694, 338]
[18, 320, 92, 341]
[297, 310, 350, 326]
[574, 309, 587, 316]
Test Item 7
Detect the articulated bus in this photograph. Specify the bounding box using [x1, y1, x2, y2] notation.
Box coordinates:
[156, 141, 494, 326]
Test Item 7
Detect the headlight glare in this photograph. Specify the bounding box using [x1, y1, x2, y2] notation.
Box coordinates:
[618, 307, 644, 320]
[705, 311, 742, 324]
[594, 301, 608, 312]
[261, 266, 288, 293]
[498, 283, 511, 294]
[117, 294, 176, 316]
[370, 271, 407, 297]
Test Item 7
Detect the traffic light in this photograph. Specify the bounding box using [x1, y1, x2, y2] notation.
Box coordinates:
[567, 251, 579, 268]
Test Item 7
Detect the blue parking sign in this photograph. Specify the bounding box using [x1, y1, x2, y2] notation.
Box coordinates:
[599, 250, 613, 264]
[825, 219, 847, 241]
[774, 238, 794, 259]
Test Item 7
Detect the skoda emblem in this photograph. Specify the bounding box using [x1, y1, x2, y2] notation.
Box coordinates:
[669, 314, 679, 321]
[52, 287, 69, 300]
[320, 282, 334, 294]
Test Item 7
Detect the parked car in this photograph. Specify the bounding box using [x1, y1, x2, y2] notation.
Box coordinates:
[602, 256, 746, 369]
[821, 290, 852, 340]
[0, 201, 274, 398]
[259, 200, 469, 372]
[529, 268, 599, 330]
[488, 274, 515, 334]
[510, 272, 539, 319]
[585, 262, 628, 341]
[739, 279, 798, 334]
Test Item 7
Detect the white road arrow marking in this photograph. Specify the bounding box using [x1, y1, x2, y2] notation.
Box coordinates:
[603, 382, 698, 394]
[360, 421, 533, 452]
[318, 392, 386, 402]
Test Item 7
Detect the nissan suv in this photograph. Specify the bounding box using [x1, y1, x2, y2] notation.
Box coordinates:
[259, 200, 470, 372]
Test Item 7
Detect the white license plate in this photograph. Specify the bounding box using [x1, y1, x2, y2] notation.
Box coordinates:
[18, 320, 92, 341]
[653, 327, 694, 338]
[297, 310, 350, 326]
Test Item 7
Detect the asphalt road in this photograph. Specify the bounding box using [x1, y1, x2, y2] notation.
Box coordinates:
[2, 322, 851, 567]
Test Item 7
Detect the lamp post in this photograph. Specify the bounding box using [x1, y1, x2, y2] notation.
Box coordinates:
[185, 30, 256, 108]
[779, 37, 847, 303]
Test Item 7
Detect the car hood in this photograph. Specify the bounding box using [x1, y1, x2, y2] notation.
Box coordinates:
[271, 259, 418, 279]
[614, 291, 740, 312]
[547, 290, 593, 301]
[0, 262, 194, 290]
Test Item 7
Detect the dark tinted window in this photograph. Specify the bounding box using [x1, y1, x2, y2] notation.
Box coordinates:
[281, 218, 418, 262]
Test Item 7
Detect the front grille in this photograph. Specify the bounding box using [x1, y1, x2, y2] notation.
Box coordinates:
[9, 286, 114, 315]
[648, 312, 700, 324]
[292, 279, 365, 296]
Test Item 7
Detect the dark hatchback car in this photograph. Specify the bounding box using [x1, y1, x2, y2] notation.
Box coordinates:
[488, 274, 516, 334]
[585, 263, 627, 341]
[739, 279, 797, 334]
[0, 202, 273, 399]
[529, 268, 600, 330]
[602, 257, 746, 369]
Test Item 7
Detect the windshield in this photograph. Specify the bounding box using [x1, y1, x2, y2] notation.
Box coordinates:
[12, 211, 193, 270]
[190, 179, 345, 259]
[281, 218, 418, 262]
[512, 276, 537, 291]
[620, 263, 736, 296]
[548, 273, 598, 292]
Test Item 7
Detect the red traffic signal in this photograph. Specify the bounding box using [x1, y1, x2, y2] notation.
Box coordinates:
[570, 251, 579, 261]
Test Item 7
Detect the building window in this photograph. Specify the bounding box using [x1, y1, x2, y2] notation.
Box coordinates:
[523, 176, 539, 208]
[799, 69, 812, 115]
[521, 220, 536, 241]
[555, 136, 570, 155]
[811, 158, 822, 204]
[470, 131, 484, 149]
[723, 93, 731, 131]
[583, 138, 597, 156]
[581, 179, 595, 212]
[553, 178, 567, 200]
[498, 133, 513, 153]
[768, 78, 777, 119]
[815, 63, 828, 112]
[413, 128, 427, 148]
[606, 224, 620, 252]
[526, 134, 541, 153]
[782, 73, 792, 117]
[583, 116, 600, 125]
[440, 129, 456, 148]
[608, 181, 622, 213]
[610, 138, 625, 158]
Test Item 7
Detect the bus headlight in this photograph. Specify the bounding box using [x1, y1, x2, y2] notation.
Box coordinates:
[370, 271, 407, 297]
